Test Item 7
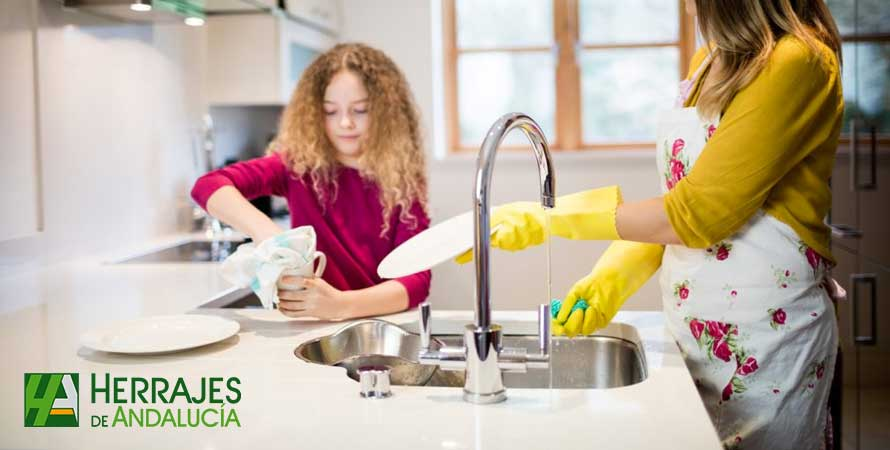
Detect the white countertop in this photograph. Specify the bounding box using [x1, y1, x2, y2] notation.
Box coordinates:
[0, 233, 722, 450]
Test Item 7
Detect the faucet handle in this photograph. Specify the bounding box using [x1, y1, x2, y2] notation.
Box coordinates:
[538, 303, 551, 356]
[419, 302, 432, 350]
[514, 303, 550, 370]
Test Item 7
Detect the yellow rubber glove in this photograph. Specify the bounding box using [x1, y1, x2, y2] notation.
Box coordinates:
[455, 186, 623, 264]
[553, 240, 665, 337]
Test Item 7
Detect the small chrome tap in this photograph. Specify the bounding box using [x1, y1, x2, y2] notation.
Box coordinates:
[418, 113, 555, 404]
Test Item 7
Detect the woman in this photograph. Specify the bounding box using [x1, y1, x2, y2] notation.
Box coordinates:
[192, 43, 431, 320]
[477, 1, 843, 447]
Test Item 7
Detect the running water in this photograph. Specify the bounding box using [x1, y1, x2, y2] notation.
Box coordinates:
[544, 207, 552, 304]
[544, 206, 554, 394]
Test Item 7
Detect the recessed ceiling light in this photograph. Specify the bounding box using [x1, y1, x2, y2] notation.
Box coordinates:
[129, 1, 151, 12]
[184, 16, 205, 27]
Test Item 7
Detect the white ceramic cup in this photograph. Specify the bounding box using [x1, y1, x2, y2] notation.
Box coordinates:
[276, 251, 327, 291]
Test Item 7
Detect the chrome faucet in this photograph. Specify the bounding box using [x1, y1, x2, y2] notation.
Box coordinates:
[418, 113, 555, 404]
[191, 114, 224, 238]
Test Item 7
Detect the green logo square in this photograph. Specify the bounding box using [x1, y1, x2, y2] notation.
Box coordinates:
[24, 373, 79, 427]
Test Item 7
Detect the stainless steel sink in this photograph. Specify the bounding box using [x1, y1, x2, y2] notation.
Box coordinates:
[295, 319, 647, 389]
[295, 320, 452, 386]
[116, 239, 248, 263]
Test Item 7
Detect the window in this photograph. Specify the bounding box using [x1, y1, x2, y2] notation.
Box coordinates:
[826, 0, 890, 137]
[443, 0, 696, 152]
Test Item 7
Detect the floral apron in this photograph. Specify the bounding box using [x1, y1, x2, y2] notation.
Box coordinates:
[657, 55, 838, 450]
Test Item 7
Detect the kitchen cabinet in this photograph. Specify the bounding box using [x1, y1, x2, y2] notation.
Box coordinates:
[206, 13, 336, 105]
[826, 1, 890, 449]
[834, 247, 890, 450]
[0, 0, 42, 241]
[282, 0, 342, 34]
[853, 260, 890, 450]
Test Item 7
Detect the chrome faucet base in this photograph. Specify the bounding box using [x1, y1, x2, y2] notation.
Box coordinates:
[463, 389, 507, 404]
[462, 324, 506, 402]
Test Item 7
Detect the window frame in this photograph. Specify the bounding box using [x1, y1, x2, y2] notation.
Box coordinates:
[442, 0, 697, 153]
[837, 31, 890, 145]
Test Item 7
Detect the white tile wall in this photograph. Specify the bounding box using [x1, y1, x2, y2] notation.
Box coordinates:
[0, 1, 207, 274]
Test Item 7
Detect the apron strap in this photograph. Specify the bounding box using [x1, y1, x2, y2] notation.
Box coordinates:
[689, 51, 714, 85]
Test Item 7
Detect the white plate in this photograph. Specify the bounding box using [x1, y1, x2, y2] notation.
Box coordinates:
[377, 210, 499, 278]
[80, 314, 240, 354]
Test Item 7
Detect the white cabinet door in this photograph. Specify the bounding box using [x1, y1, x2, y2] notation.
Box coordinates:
[207, 14, 281, 105]
[207, 14, 335, 105]
[0, 0, 42, 241]
[277, 15, 333, 102]
[283, 0, 342, 34]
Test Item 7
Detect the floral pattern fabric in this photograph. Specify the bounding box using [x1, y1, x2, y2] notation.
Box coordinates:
[656, 90, 837, 450]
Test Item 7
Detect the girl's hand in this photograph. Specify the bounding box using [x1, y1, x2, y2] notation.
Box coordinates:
[277, 277, 352, 320]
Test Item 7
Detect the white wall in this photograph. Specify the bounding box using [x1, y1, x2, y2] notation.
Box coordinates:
[0, 0, 42, 242]
[0, 0, 206, 274]
[339, 0, 664, 311]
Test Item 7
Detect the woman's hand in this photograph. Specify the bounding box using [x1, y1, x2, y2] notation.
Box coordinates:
[277, 276, 352, 320]
[455, 186, 623, 264]
[552, 241, 665, 337]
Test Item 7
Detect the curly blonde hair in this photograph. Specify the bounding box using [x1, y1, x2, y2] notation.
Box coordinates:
[272, 43, 428, 236]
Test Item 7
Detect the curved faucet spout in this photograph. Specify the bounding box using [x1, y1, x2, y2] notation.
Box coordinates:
[473, 113, 556, 330]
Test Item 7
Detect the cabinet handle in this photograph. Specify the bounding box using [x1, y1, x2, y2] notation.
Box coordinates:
[851, 120, 878, 191]
[851, 273, 877, 346]
[850, 118, 858, 191]
[828, 223, 863, 239]
[863, 125, 877, 190]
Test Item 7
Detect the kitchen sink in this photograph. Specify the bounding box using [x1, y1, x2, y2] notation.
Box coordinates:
[295, 319, 647, 389]
[116, 239, 248, 263]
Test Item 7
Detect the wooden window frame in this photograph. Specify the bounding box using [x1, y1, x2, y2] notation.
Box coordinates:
[442, 0, 697, 153]
[837, 32, 890, 145]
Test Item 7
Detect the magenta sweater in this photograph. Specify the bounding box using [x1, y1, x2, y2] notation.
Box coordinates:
[191, 153, 431, 308]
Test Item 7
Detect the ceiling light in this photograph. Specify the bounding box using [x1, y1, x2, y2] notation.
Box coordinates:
[129, 1, 151, 12]
[184, 16, 205, 27]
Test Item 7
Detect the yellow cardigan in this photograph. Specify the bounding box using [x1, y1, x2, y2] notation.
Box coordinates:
[664, 36, 844, 262]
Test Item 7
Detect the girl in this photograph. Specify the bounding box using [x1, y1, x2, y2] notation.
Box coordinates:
[192, 43, 431, 320]
[480, 1, 843, 448]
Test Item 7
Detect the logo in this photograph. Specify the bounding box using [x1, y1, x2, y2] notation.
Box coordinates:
[24, 373, 79, 427]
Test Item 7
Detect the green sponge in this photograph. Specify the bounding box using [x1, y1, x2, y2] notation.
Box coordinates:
[550, 298, 588, 319]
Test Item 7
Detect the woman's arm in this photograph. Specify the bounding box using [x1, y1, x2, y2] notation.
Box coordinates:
[191, 154, 290, 242]
[341, 280, 410, 317]
[206, 186, 283, 243]
[616, 39, 840, 248]
[278, 277, 409, 320]
[615, 197, 683, 245]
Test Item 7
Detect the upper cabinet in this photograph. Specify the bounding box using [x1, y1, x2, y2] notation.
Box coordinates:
[282, 0, 342, 35]
[206, 12, 336, 105]
[0, 0, 42, 241]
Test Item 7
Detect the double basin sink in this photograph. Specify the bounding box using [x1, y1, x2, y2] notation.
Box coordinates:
[294, 319, 648, 389]
[195, 278, 648, 390]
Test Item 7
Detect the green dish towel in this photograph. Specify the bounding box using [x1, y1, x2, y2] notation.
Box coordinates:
[550, 298, 588, 319]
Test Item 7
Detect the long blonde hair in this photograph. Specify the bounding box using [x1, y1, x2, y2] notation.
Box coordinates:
[694, 0, 842, 118]
[273, 43, 428, 236]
